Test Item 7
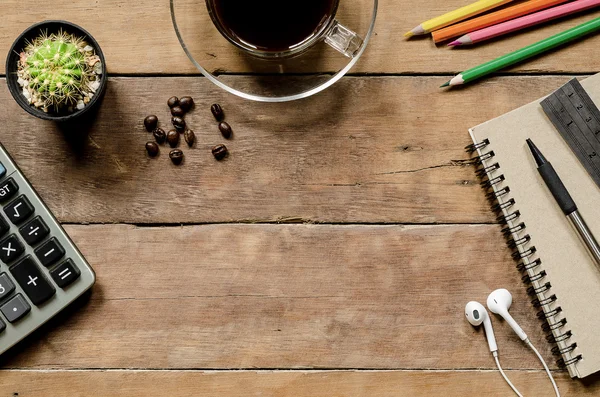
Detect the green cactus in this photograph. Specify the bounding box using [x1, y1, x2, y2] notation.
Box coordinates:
[17, 30, 102, 113]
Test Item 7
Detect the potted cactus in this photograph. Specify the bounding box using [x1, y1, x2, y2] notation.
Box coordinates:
[6, 21, 107, 121]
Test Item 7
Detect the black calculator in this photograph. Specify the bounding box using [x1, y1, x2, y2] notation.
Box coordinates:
[0, 144, 95, 356]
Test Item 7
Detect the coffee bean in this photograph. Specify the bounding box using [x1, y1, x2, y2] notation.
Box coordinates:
[184, 129, 196, 147]
[212, 144, 228, 160]
[145, 142, 159, 157]
[169, 149, 184, 165]
[144, 115, 158, 132]
[172, 117, 186, 133]
[167, 129, 180, 147]
[219, 121, 233, 139]
[153, 128, 166, 144]
[167, 96, 179, 108]
[171, 106, 185, 117]
[172, 116, 186, 130]
[211, 103, 224, 121]
[179, 96, 195, 112]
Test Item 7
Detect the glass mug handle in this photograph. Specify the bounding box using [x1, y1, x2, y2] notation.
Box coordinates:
[324, 21, 364, 58]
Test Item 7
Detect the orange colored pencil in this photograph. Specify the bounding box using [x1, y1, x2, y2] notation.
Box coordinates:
[432, 0, 569, 43]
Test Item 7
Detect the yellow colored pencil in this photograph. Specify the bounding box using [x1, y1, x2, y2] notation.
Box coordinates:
[405, 0, 515, 37]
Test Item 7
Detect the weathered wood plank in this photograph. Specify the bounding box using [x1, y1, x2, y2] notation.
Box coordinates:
[2, 370, 599, 396]
[0, 224, 563, 370]
[1, 1, 599, 75]
[0, 76, 578, 224]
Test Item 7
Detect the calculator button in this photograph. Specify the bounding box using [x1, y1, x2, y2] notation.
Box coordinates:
[0, 317, 5, 333]
[0, 216, 9, 237]
[0, 294, 30, 323]
[19, 216, 50, 246]
[0, 163, 5, 179]
[4, 196, 34, 224]
[50, 259, 80, 288]
[0, 273, 15, 301]
[0, 235, 24, 264]
[10, 256, 55, 305]
[35, 238, 65, 267]
[0, 178, 19, 203]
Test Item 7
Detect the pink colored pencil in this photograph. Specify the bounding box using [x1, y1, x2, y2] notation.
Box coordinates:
[450, 0, 600, 46]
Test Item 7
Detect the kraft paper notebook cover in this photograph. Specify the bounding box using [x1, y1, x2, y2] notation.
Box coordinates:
[469, 73, 600, 379]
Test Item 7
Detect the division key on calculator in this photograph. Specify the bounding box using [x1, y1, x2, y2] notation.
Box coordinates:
[0, 143, 96, 356]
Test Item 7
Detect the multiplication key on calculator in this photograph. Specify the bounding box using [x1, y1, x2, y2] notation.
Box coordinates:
[0, 143, 95, 356]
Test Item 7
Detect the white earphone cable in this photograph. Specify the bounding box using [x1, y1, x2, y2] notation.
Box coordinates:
[493, 352, 523, 397]
[526, 339, 561, 397]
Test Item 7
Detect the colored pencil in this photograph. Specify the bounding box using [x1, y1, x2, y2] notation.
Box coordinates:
[442, 17, 600, 87]
[450, 0, 600, 46]
[405, 0, 514, 37]
[432, 0, 569, 43]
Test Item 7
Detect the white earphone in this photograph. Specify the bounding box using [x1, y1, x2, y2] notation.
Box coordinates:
[487, 288, 528, 341]
[465, 301, 497, 353]
[465, 289, 560, 397]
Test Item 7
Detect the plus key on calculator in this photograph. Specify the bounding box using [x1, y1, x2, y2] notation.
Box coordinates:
[0, 144, 95, 356]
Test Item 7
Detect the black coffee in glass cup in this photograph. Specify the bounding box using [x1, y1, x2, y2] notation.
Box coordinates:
[206, 0, 363, 58]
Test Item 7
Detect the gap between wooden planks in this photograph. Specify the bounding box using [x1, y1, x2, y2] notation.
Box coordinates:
[0, 75, 583, 224]
[0, 224, 561, 371]
[1, 0, 600, 74]
[2, 370, 600, 396]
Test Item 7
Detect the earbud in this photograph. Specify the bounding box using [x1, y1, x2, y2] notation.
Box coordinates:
[487, 289, 528, 341]
[467, 291, 556, 397]
[465, 301, 498, 353]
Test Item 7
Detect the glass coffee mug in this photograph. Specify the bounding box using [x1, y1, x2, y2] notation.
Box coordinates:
[205, 0, 364, 59]
[170, 0, 377, 102]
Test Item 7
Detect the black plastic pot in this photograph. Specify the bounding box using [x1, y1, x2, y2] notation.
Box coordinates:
[5, 20, 107, 122]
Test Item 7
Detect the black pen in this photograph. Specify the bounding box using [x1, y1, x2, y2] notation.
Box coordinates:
[527, 139, 600, 266]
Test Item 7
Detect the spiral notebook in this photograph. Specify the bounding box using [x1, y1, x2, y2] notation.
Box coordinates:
[469, 73, 600, 379]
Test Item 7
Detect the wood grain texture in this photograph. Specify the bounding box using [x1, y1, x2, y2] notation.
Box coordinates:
[2, 1, 600, 75]
[0, 75, 580, 224]
[3, 1, 599, 393]
[0, 224, 565, 370]
[2, 370, 600, 397]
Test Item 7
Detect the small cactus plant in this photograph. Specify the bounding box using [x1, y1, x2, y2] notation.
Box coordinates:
[16, 30, 103, 114]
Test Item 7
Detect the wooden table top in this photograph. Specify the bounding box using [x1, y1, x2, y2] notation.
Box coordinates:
[2, 1, 600, 395]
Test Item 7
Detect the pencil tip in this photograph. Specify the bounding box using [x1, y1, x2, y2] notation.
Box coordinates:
[448, 40, 461, 47]
[440, 81, 450, 88]
[405, 25, 425, 37]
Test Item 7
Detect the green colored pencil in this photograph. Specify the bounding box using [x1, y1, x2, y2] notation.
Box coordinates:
[443, 17, 600, 87]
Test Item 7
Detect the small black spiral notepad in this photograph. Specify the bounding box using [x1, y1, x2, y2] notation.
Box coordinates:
[468, 74, 600, 379]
